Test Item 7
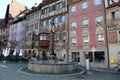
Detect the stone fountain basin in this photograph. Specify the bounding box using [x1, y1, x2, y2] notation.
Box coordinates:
[28, 61, 76, 74]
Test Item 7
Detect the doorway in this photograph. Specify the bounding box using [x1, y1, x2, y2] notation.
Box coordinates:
[42, 50, 47, 60]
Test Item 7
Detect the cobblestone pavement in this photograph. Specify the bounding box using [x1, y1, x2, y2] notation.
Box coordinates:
[0, 62, 120, 80]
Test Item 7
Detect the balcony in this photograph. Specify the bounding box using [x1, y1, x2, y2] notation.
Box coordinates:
[39, 40, 50, 47]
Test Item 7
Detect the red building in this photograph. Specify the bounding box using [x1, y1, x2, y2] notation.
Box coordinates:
[68, 0, 108, 68]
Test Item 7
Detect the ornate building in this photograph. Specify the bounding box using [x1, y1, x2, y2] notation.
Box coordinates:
[24, 6, 40, 58]
[3, 0, 27, 49]
[25, 6, 40, 49]
[40, 0, 68, 61]
[106, 0, 120, 67]
[68, 0, 108, 68]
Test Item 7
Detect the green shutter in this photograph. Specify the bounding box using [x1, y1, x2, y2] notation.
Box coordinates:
[62, 1, 66, 8]
[53, 5, 56, 10]
[41, 9, 44, 14]
[49, 6, 51, 12]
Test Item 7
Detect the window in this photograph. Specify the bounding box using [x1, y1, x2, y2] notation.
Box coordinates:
[83, 36, 89, 44]
[71, 37, 77, 44]
[62, 32, 67, 41]
[31, 14, 34, 20]
[40, 34, 49, 40]
[54, 33, 60, 41]
[97, 34, 104, 42]
[56, 2, 62, 10]
[94, 0, 101, 6]
[44, 7, 50, 14]
[95, 15, 103, 24]
[30, 25, 34, 30]
[48, 19, 51, 26]
[61, 15, 66, 22]
[35, 23, 39, 29]
[43, 21, 46, 27]
[56, 34, 60, 41]
[26, 16, 30, 21]
[111, 10, 120, 20]
[82, 18, 88, 26]
[84, 52, 93, 62]
[72, 52, 80, 62]
[71, 22, 77, 29]
[54, 17, 59, 24]
[84, 51, 105, 63]
[71, 5, 76, 12]
[81, 2, 88, 10]
[94, 51, 105, 63]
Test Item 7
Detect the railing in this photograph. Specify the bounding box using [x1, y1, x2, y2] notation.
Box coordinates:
[108, 19, 119, 28]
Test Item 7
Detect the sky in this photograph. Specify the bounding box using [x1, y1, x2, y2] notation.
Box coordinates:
[0, 0, 42, 18]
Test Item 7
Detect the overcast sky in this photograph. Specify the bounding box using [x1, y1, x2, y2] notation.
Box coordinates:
[0, 0, 42, 18]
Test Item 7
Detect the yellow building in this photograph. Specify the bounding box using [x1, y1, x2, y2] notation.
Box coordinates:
[106, 0, 120, 68]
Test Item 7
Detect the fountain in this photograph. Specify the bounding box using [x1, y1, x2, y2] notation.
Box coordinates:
[28, 19, 76, 74]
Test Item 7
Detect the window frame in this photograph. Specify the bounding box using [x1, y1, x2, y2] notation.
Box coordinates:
[81, 1, 88, 10]
[82, 18, 89, 27]
[71, 37, 77, 44]
[83, 35, 89, 44]
[94, 0, 101, 6]
[71, 5, 76, 13]
[71, 21, 77, 29]
[95, 15, 103, 25]
[61, 15, 66, 22]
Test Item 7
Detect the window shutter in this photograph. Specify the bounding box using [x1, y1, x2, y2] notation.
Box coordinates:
[49, 6, 51, 12]
[62, 1, 66, 8]
[41, 9, 44, 14]
[52, 5, 56, 10]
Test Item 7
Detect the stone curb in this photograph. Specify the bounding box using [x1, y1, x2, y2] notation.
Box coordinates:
[18, 67, 86, 76]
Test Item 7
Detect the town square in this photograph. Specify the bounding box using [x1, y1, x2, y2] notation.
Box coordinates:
[0, 0, 120, 80]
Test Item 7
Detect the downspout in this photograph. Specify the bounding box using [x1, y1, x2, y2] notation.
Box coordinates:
[103, 0, 110, 68]
[67, 0, 70, 62]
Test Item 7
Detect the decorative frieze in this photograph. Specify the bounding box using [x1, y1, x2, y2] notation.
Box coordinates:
[41, 7, 67, 19]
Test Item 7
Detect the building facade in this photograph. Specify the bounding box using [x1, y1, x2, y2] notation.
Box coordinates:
[25, 7, 40, 49]
[9, 13, 26, 50]
[0, 19, 8, 49]
[3, 0, 27, 49]
[106, 0, 120, 68]
[68, 0, 108, 68]
[40, 0, 68, 61]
